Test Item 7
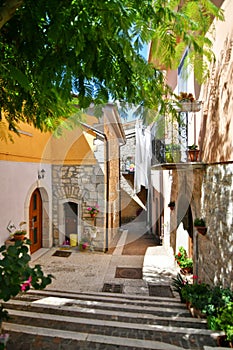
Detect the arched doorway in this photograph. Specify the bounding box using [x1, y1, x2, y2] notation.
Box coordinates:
[64, 202, 78, 243]
[29, 188, 42, 253]
[177, 195, 193, 257]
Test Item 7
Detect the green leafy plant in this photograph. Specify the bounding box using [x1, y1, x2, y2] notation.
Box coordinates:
[194, 218, 206, 227]
[210, 302, 233, 343]
[171, 273, 189, 303]
[0, 239, 53, 330]
[181, 282, 212, 312]
[188, 144, 198, 150]
[175, 246, 193, 269]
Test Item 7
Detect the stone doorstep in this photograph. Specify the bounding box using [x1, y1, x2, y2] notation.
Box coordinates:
[3, 323, 184, 350]
[4, 299, 207, 328]
[5, 309, 216, 336]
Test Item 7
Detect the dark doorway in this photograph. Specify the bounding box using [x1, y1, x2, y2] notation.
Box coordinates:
[64, 202, 78, 242]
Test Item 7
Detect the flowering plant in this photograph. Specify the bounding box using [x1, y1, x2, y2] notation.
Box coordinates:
[0, 239, 53, 331]
[87, 204, 99, 215]
[175, 246, 193, 269]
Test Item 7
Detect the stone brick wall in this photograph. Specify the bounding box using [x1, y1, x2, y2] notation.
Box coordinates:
[198, 163, 233, 289]
[52, 164, 105, 250]
[168, 164, 233, 289]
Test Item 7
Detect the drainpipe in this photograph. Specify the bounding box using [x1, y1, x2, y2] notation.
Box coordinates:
[80, 122, 109, 252]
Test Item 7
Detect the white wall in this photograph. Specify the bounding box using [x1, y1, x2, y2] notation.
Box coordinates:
[0, 161, 52, 246]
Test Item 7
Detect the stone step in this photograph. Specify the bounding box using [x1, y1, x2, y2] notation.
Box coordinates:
[3, 308, 219, 349]
[4, 298, 208, 329]
[3, 290, 221, 349]
[13, 289, 189, 316]
[19, 288, 182, 305]
[12, 295, 190, 318]
[3, 323, 185, 350]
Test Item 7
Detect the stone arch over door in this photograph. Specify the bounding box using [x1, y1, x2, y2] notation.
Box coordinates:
[176, 194, 193, 257]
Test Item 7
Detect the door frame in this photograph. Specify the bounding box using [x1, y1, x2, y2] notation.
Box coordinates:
[58, 198, 81, 245]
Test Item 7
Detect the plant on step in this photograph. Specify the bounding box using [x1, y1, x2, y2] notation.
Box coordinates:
[171, 273, 189, 303]
[0, 239, 53, 333]
[181, 281, 212, 313]
[207, 287, 233, 331]
[208, 302, 233, 345]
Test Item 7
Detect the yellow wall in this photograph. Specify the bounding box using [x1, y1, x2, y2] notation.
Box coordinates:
[0, 115, 98, 165]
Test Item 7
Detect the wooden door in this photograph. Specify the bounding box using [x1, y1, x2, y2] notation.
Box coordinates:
[29, 189, 42, 253]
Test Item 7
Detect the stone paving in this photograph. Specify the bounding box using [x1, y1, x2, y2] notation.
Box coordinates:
[4, 218, 222, 349]
[30, 218, 178, 296]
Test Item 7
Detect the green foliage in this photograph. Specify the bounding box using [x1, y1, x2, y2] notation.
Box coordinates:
[171, 273, 189, 302]
[175, 246, 193, 269]
[181, 282, 212, 312]
[208, 302, 233, 342]
[0, 0, 224, 131]
[194, 218, 206, 227]
[150, 0, 224, 82]
[188, 144, 198, 150]
[0, 239, 53, 324]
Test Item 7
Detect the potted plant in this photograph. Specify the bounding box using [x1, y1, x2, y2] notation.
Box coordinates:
[79, 238, 90, 251]
[168, 201, 175, 210]
[194, 218, 207, 235]
[175, 246, 193, 274]
[213, 302, 233, 347]
[171, 273, 189, 303]
[12, 221, 27, 241]
[176, 92, 201, 112]
[87, 204, 99, 218]
[187, 144, 200, 162]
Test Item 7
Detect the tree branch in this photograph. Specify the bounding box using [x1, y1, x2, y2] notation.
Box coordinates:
[0, 0, 24, 29]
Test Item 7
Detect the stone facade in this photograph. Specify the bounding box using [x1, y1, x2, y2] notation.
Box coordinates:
[198, 164, 233, 289]
[52, 164, 105, 250]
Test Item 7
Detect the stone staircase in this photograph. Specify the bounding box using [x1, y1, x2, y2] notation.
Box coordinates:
[2, 289, 221, 349]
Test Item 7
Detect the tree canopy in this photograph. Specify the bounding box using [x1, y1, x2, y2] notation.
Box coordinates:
[0, 0, 223, 132]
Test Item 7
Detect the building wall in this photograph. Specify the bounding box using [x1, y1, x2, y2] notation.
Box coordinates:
[52, 164, 105, 250]
[200, 0, 233, 163]
[195, 0, 233, 288]
[197, 163, 233, 289]
[0, 114, 112, 251]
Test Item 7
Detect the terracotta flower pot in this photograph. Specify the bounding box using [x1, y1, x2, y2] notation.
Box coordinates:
[195, 226, 207, 235]
[14, 234, 25, 241]
[188, 149, 200, 162]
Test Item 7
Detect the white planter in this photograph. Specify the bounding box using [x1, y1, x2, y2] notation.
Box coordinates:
[177, 101, 202, 112]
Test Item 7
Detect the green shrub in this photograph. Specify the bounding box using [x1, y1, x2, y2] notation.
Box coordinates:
[175, 246, 193, 269]
[212, 302, 233, 342]
[0, 239, 53, 325]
